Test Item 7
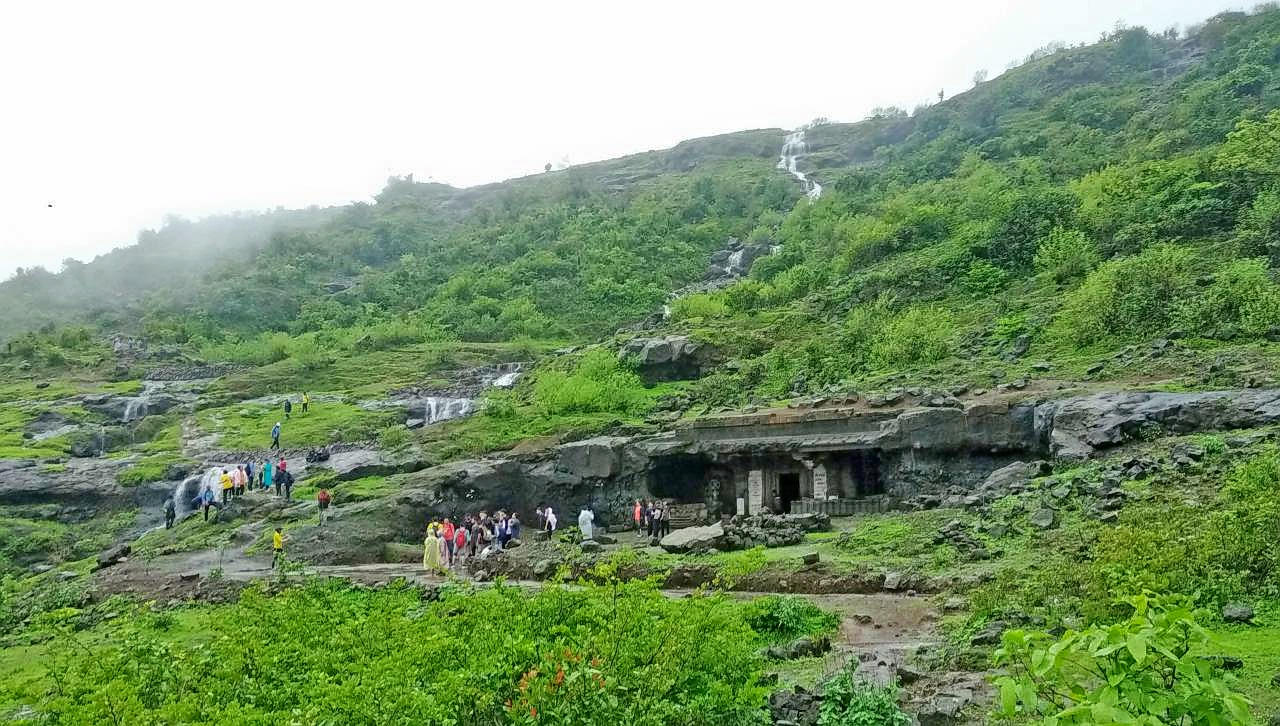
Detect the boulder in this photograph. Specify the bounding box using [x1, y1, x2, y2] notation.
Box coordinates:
[580, 539, 603, 553]
[95, 543, 131, 570]
[978, 461, 1047, 498]
[553, 436, 629, 480]
[532, 559, 558, 577]
[659, 523, 724, 553]
[970, 620, 1008, 646]
[801, 552, 820, 565]
[1222, 603, 1255, 624]
[1029, 508, 1057, 530]
[618, 335, 717, 382]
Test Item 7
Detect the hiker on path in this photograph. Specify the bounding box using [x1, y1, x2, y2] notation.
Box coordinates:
[220, 469, 233, 505]
[441, 518, 456, 566]
[283, 398, 292, 420]
[301, 392, 310, 414]
[317, 488, 331, 523]
[453, 523, 468, 566]
[272, 527, 285, 569]
[578, 508, 595, 541]
[271, 421, 282, 450]
[163, 496, 176, 529]
[264, 457, 275, 494]
[280, 458, 294, 500]
[544, 506, 558, 533]
[508, 512, 521, 542]
[245, 461, 254, 492]
[195, 487, 215, 522]
[422, 527, 443, 574]
[232, 465, 245, 497]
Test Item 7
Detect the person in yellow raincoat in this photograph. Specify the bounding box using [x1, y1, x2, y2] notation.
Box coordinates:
[423, 526, 444, 574]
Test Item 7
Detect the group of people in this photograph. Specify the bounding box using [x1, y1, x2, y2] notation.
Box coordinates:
[633, 499, 671, 539]
[422, 511, 524, 573]
[183, 457, 297, 524]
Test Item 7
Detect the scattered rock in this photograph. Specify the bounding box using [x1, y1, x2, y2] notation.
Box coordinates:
[95, 543, 131, 571]
[1029, 508, 1057, 530]
[1222, 603, 1255, 624]
[579, 539, 603, 553]
[883, 572, 907, 591]
[970, 620, 1008, 646]
[801, 552, 820, 565]
[532, 559, 558, 578]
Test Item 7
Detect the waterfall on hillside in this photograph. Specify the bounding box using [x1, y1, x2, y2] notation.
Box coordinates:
[424, 397, 476, 425]
[123, 398, 149, 422]
[172, 466, 224, 515]
[777, 130, 823, 199]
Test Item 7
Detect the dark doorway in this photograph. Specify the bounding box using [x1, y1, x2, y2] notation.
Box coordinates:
[779, 472, 800, 513]
[649, 455, 711, 504]
[851, 451, 884, 497]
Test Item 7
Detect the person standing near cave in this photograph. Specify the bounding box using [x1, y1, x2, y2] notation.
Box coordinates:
[633, 499, 643, 536]
[163, 496, 176, 529]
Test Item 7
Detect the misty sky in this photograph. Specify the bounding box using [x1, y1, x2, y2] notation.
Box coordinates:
[0, 0, 1245, 277]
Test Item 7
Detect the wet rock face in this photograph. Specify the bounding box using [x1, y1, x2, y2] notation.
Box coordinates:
[768, 686, 821, 726]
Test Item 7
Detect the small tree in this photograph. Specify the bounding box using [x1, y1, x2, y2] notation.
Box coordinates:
[994, 595, 1255, 725]
[973, 69, 989, 86]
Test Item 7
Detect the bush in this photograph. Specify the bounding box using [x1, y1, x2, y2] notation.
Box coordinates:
[1034, 227, 1101, 282]
[533, 349, 648, 416]
[961, 259, 1009, 295]
[669, 293, 730, 321]
[376, 425, 410, 452]
[1051, 244, 1199, 345]
[869, 306, 953, 369]
[21, 579, 773, 725]
[818, 668, 910, 726]
[741, 595, 839, 645]
[1176, 257, 1280, 338]
[994, 595, 1255, 725]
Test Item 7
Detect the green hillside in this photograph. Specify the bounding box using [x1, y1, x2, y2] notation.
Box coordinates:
[5, 7, 1280, 725]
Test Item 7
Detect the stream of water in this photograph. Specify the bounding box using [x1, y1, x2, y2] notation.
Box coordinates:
[777, 129, 822, 199]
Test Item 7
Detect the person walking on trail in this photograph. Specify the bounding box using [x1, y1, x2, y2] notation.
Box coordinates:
[422, 527, 443, 574]
[195, 487, 215, 522]
[283, 398, 292, 420]
[220, 469, 233, 505]
[453, 523, 468, 566]
[317, 488, 331, 523]
[633, 499, 643, 536]
[441, 518, 456, 567]
[272, 527, 285, 569]
[264, 457, 275, 494]
[245, 461, 254, 492]
[301, 392, 310, 414]
[270, 421, 282, 450]
[281, 462, 294, 500]
[578, 508, 595, 541]
[163, 496, 176, 529]
[659, 504, 671, 538]
[544, 506, 558, 533]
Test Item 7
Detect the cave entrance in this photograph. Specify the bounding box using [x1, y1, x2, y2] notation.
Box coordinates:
[779, 472, 800, 513]
[649, 455, 711, 504]
[851, 450, 884, 497]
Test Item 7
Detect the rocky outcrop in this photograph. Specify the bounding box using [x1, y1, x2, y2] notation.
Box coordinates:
[1045, 389, 1280, 459]
[618, 336, 718, 382]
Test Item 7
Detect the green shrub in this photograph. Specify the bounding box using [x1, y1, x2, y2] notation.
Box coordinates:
[534, 349, 648, 415]
[741, 595, 839, 645]
[21, 579, 772, 724]
[1176, 257, 1280, 338]
[994, 595, 1255, 725]
[961, 259, 1009, 295]
[376, 425, 410, 452]
[669, 293, 730, 321]
[818, 668, 910, 726]
[1034, 226, 1102, 282]
[1051, 244, 1199, 345]
[869, 306, 953, 369]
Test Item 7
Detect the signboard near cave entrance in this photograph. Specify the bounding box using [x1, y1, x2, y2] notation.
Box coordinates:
[813, 464, 828, 501]
[748, 469, 763, 513]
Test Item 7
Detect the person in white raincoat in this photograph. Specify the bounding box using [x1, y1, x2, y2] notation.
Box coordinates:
[578, 508, 595, 540]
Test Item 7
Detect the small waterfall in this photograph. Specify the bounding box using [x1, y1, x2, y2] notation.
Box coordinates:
[424, 397, 475, 425]
[492, 371, 521, 388]
[123, 398, 149, 423]
[777, 130, 822, 199]
[172, 466, 223, 515]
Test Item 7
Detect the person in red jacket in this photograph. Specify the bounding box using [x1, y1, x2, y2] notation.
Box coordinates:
[317, 488, 331, 523]
[633, 499, 643, 536]
[453, 522, 469, 566]
[441, 518, 456, 567]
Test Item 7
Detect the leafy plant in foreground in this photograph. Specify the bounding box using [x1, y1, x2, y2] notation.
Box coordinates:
[993, 594, 1255, 725]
